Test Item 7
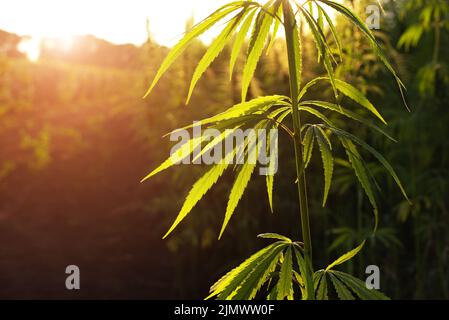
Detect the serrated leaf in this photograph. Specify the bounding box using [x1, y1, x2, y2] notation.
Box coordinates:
[141, 136, 203, 182]
[219, 161, 257, 239]
[208, 242, 287, 300]
[298, 76, 323, 100]
[265, 169, 274, 213]
[316, 2, 342, 58]
[266, 3, 283, 54]
[342, 141, 379, 232]
[163, 151, 235, 239]
[267, 281, 279, 300]
[276, 247, 294, 300]
[258, 233, 292, 242]
[192, 127, 241, 163]
[230, 9, 257, 79]
[316, 272, 329, 300]
[313, 270, 323, 288]
[219, 118, 269, 239]
[329, 272, 355, 300]
[332, 270, 389, 300]
[294, 247, 315, 300]
[203, 95, 287, 127]
[331, 127, 409, 203]
[339, 137, 378, 213]
[144, 3, 241, 98]
[265, 122, 278, 213]
[299, 106, 334, 126]
[267, 105, 291, 119]
[231, 245, 284, 300]
[314, 126, 333, 206]
[209, 115, 257, 132]
[301, 100, 396, 141]
[298, 5, 337, 98]
[242, 5, 274, 101]
[317, 3, 324, 30]
[209, 242, 279, 298]
[303, 126, 315, 168]
[299, 77, 387, 124]
[187, 10, 248, 103]
[333, 79, 386, 124]
[276, 108, 292, 123]
[170, 96, 286, 137]
[293, 270, 305, 297]
[326, 241, 365, 271]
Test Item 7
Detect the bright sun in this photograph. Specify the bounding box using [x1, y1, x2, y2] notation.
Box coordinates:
[5, 0, 337, 61]
[17, 37, 41, 62]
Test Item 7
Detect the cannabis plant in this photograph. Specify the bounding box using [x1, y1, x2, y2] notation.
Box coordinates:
[397, 0, 449, 96]
[143, 0, 409, 300]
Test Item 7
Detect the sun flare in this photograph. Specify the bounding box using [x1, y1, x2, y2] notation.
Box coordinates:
[17, 37, 41, 62]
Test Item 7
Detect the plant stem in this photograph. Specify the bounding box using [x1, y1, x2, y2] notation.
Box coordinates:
[433, 11, 440, 64]
[283, 0, 313, 269]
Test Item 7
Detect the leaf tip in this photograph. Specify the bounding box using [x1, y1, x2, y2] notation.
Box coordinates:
[142, 89, 151, 99]
[143, 81, 157, 99]
[140, 174, 152, 183]
[162, 227, 175, 240]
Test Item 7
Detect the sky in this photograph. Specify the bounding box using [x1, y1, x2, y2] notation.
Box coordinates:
[1, 0, 339, 61]
[0, 0, 232, 46]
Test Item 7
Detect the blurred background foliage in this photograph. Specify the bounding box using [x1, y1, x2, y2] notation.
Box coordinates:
[0, 0, 448, 299]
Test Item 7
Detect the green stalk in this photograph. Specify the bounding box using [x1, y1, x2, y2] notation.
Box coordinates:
[433, 11, 441, 63]
[282, 0, 314, 297]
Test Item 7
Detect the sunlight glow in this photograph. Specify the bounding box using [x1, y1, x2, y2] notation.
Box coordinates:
[0, 0, 232, 46]
[17, 37, 41, 62]
[2, 0, 338, 61]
